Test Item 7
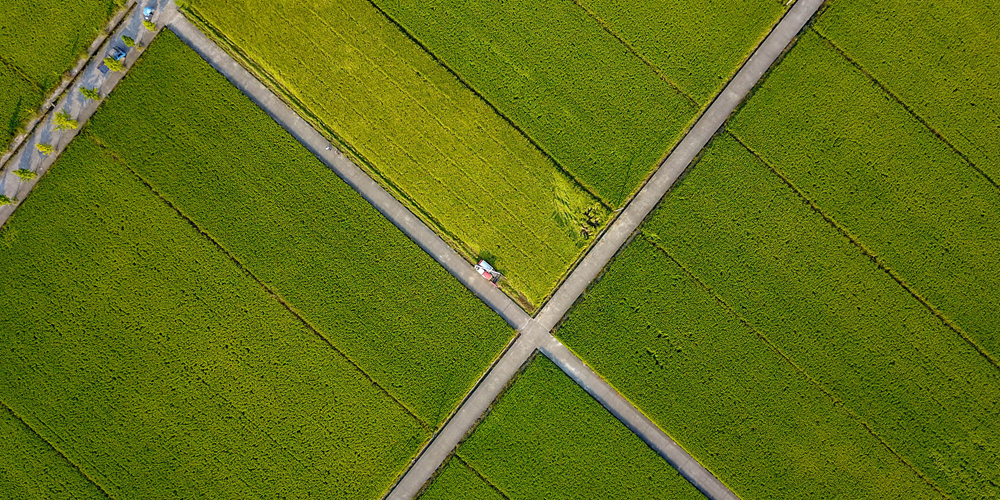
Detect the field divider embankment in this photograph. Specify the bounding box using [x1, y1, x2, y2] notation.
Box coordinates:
[566, 0, 699, 108]
[0, 397, 113, 498]
[388, 0, 826, 498]
[0, 0, 138, 170]
[641, 233, 951, 499]
[452, 454, 512, 500]
[88, 130, 432, 432]
[361, 0, 611, 212]
[0, 0, 163, 230]
[810, 28, 999, 193]
[728, 130, 1000, 373]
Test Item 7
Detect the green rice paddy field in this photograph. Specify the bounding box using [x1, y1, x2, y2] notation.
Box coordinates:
[420, 357, 706, 500]
[185, 0, 787, 305]
[0, 31, 514, 497]
[0, 0, 123, 145]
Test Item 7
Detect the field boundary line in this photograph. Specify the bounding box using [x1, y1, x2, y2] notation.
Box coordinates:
[88, 132, 433, 433]
[642, 235, 951, 500]
[538, 334, 739, 500]
[360, 0, 611, 211]
[567, 0, 698, 108]
[811, 28, 1000, 193]
[0, 398, 113, 499]
[0, 54, 44, 92]
[453, 454, 512, 500]
[729, 131, 1000, 373]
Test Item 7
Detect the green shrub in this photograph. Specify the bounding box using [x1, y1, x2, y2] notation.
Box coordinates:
[121, 35, 135, 47]
[36, 143, 54, 155]
[52, 110, 78, 131]
[14, 169, 36, 181]
[80, 87, 101, 100]
[103, 56, 125, 72]
[143, 20, 156, 31]
[0, 195, 12, 206]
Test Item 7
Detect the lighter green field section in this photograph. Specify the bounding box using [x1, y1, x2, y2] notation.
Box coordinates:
[455, 357, 705, 500]
[0, 406, 103, 499]
[187, 0, 608, 306]
[815, 0, 1000, 179]
[375, 0, 697, 206]
[643, 133, 1000, 499]
[730, 30, 1000, 374]
[85, 31, 512, 427]
[575, 0, 787, 104]
[0, 137, 426, 498]
[418, 458, 504, 500]
[0, 0, 122, 145]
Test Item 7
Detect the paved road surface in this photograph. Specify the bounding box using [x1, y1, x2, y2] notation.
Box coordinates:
[387, 0, 825, 498]
[0, 0, 169, 229]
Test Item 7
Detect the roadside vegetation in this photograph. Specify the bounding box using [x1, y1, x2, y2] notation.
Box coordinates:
[0, 0, 124, 146]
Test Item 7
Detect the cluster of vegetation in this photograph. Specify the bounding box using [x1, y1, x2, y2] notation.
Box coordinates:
[558, 142, 946, 499]
[637, 132, 1000, 499]
[85, 32, 513, 428]
[372, 0, 697, 206]
[815, 0, 999, 179]
[102, 55, 124, 72]
[186, 0, 609, 306]
[440, 357, 705, 500]
[52, 110, 78, 130]
[80, 86, 100, 100]
[14, 168, 36, 180]
[729, 30, 1000, 361]
[571, 0, 787, 104]
[0, 406, 104, 499]
[35, 143, 53, 155]
[0, 135, 428, 498]
[0, 0, 124, 145]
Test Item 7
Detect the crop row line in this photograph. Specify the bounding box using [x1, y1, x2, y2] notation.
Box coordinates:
[566, 0, 699, 109]
[640, 232, 951, 500]
[0, 53, 43, 93]
[361, 0, 612, 211]
[454, 454, 512, 500]
[728, 130, 1000, 374]
[87, 132, 433, 433]
[0, 397, 112, 498]
[810, 27, 999, 193]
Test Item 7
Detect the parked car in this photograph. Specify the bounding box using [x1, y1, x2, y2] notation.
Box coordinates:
[98, 46, 127, 74]
[143, 7, 155, 22]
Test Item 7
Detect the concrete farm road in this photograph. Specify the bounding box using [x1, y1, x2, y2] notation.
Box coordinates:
[387, 0, 825, 498]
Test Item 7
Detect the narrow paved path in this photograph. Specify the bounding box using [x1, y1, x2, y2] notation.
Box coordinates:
[388, 0, 825, 498]
[0, 0, 169, 229]
[166, 8, 531, 332]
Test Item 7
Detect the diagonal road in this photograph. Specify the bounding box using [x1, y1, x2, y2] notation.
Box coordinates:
[387, 0, 825, 498]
